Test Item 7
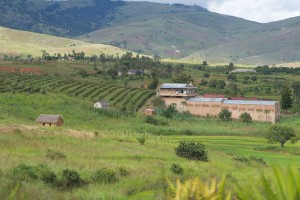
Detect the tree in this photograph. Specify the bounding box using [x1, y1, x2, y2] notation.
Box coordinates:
[251, 75, 257, 82]
[227, 74, 237, 82]
[266, 125, 297, 147]
[173, 73, 193, 83]
[203, 72, 210, 78]
[228, 62, 235, 71]
[208, 79, 218, 88]
[181, 101, 187, 111]
[107, 68, 118, 79]
[239, 112, 252, 123]
[148, 78, 159, 89]
[216, 80, 226, 89]
[219, 109, 232, 121]
[200, 79, 208, 86]
[202, 60, 208, 66]
[281, 84, 293, 112]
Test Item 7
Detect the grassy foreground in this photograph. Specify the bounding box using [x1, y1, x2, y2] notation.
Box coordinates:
[0, 92, 299, 199]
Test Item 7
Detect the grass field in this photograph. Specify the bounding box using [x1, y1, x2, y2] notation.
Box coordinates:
[0, 89, 299, 199]
[0, 124, 299, 199]
[0, 26, 127, 57]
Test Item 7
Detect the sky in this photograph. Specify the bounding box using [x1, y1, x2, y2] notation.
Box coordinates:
[125, 0, 300, 23]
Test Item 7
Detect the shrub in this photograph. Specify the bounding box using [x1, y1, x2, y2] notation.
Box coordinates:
[239, 112, 252, 123]
[45, 149, 66, 160]
[175, 141, 208, 161]
[203, 73, 210, 78]
[40, 170, 57, 185]
[93, 168, 117, 184]
[145, 116, 159, 125]
[94, 131, 99, 137]
[58, 169, 82, 189]
[10, 164, 38, 181]
[118, 167, 130, 177]
[145, 116, 168, 126]
[137, 137, 146, 145]
[249, 156, 267, 166]
[162, 103, 178, 118]
[170, 163, 183, 175]
[219, 109, 232, 121]
[233, 156, 249, 163]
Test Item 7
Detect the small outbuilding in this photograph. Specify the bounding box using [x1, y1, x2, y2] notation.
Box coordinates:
[94, 100, 109, 109]
[144, 109, 156, 116]
[36, 114, 63, 127]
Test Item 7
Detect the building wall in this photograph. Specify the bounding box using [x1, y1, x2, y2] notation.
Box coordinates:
[163, 97, 188, 112]
[185, 102, 222, 117]
[163, 97, 280, 123]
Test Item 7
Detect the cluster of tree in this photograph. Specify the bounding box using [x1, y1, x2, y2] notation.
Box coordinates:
[193, 62, 236, 74]
[256, 65, 300, 75]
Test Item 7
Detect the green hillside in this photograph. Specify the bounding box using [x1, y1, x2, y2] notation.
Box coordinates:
[0, 26, 127, 57]
[2, 0, 300, 64]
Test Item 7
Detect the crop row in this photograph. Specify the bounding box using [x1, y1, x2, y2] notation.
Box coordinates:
[0, 72, 155, 111]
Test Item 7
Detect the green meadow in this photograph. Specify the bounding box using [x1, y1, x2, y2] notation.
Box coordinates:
[0, 92, 299, 199]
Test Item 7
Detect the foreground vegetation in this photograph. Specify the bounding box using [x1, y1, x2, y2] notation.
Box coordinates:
[0, 123, 299, 199]
[0, 58, 300, 199]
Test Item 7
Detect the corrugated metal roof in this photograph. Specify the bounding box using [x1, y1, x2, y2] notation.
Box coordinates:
[160, 83, 196, 89]
[187, 98, 225, 102]
[223, 100, 277, 106]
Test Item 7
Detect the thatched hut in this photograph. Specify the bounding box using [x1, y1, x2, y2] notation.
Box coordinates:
[36, 114, 63, 127]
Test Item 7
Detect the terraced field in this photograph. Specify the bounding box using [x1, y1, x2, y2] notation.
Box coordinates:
[0, 72, 155, 111]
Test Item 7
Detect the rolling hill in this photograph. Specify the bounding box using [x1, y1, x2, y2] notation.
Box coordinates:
[0, 26, 127, 57]
[2, 0, 300, 64]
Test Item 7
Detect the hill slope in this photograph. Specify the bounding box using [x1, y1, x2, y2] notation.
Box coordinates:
[0, 26, 127, 57]
[2, 1, 300, 64]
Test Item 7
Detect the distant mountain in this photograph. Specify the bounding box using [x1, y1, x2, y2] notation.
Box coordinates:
[1, 0, 300, 64]
[0, 0, 124, 36]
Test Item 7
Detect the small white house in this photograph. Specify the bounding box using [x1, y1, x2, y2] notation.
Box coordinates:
[94, 100, 109, 109]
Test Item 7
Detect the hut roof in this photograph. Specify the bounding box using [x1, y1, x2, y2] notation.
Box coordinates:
[36, 114, 63, 124]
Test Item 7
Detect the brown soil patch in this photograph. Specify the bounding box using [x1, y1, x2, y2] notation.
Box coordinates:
[0, 66, 42, 74]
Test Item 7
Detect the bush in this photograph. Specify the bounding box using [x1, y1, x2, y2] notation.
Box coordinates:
[45, 149, 66, 160]
[40, 170, 57, 185]
[170, 163, 183, 175]
[145, 116, 168, 126]
[175, 141, 208, 161]
[137, 137, 146, 145]
[145, 116, 159, 125]
[10, 164, 38, 181]
[239, 112, 252, 123]
[93, 168, 117, 184]
[58, 169, 82, 189]
[219, 109, 232, 121]
[118, 167, 130, 177]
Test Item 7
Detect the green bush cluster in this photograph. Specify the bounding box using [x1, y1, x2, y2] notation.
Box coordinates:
[175, 141, 208, 161]
[170, 163, 183, 175]
[93, 168, 117, 184]
[145, 116, 168, 126]
[137, 137, 146, 145]
[45, 149, 67, 160]
[233, 155, 267, 166]
[6, 164, 125, 190]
